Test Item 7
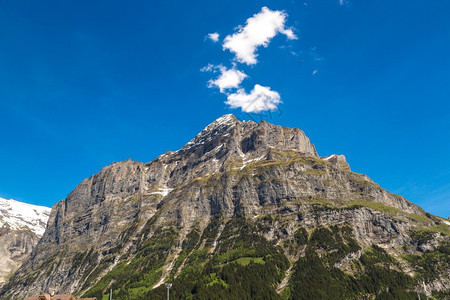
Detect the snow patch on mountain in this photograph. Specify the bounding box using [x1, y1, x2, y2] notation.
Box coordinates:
[0, 197, 51, 236]
[323, 154, 336, 161]
[179, 114, 238, 152]
[149, 188, 173, 197]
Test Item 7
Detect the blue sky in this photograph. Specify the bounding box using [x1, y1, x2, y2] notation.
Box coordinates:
[0, 0, 449, 217]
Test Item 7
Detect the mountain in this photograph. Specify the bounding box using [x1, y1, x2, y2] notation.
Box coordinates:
[0, 197, 50, 288]
[1, 114, 449, 299]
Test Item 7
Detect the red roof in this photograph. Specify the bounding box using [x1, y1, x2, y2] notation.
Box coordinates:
[25, 294, 50, 300]
[24, 294, 50, 300]
[51, 295, 75, 300]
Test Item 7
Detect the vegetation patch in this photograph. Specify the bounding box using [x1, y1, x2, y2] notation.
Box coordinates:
[289, 227, 418, 299]
[169, 228, 201, 279]
[402, 240, 450, 283]
[360, 244, 396, 267]
[348, 199, 402, 214]
[303, 169, 326, 176]
[284, 226, 309, 256]
[83, 226, 179, 299]
[427, 223, 450, 236]
[234, 256, 265, 266]
[409, 229, 435, 243]
[408, 213, 434, 224]
[144, 217, 289, 300]
[307, 226, 361, 266]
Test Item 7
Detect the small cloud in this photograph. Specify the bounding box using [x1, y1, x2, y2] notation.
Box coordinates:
[312, 70, 318, 75]
[200, 63, 216, 72]
[223, 6, 297, 65]
[206, 65, 248, 93]
[281, 28, 297, 40]
[206, 32, 220, 42]
[226, 84, 281, 113]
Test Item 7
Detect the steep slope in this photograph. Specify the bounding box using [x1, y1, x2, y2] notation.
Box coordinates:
[1, 115, 449, 299]
[0, 198, 50, 288]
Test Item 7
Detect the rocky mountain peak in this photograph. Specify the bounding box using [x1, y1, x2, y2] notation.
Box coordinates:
[206, 113, 239, 130]
[1, 116, 448, 299]
[177, 114, 317, 159]
[179, 114, 239, 153]
[148, 114, 319, 192]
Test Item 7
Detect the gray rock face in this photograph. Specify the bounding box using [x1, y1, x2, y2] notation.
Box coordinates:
[1, 115, 448, 299]
[0, 225, 40, 289]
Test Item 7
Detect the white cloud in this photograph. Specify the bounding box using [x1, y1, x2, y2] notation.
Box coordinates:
[281, 28, 297, 40]
[202, 7, 299, 113]
[207, 65, 248, 92]
[312, 70, 318, 75]
[223, 7, 297, 65]
[206, 32, 220, 42]
[203, 65, 281, 113]
[200, 63, 215, 72]
[226, 84, 281, 113]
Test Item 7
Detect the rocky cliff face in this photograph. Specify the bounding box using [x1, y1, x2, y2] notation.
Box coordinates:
[0, 198, 50, 288]
[1, 115, 449, 299]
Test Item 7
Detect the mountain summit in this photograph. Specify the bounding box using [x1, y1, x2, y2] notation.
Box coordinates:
[1, 115, 449, 299]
